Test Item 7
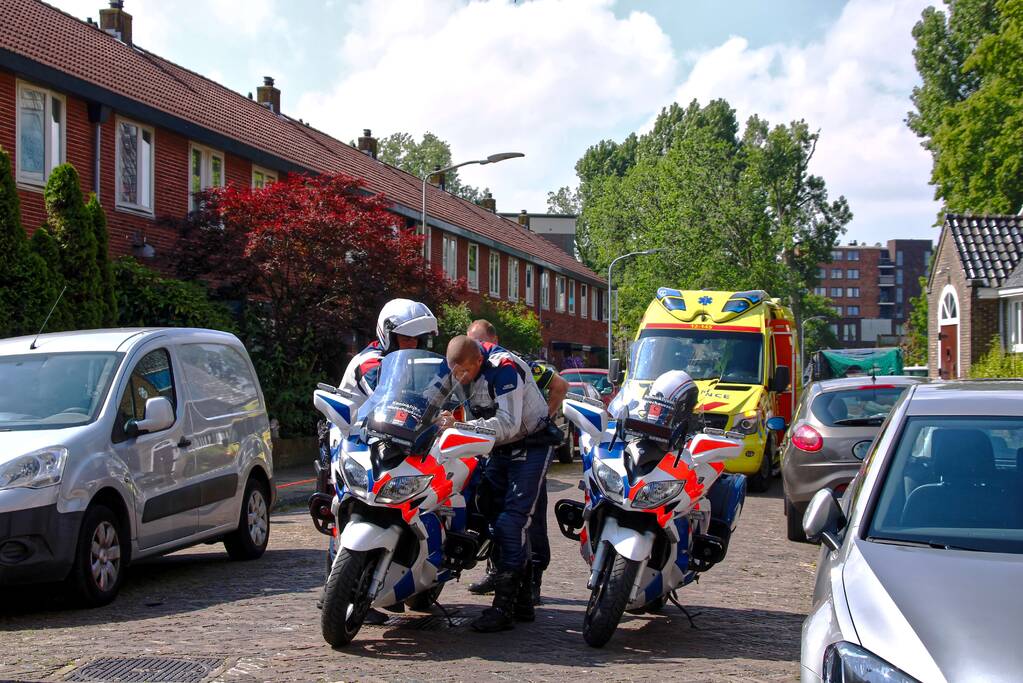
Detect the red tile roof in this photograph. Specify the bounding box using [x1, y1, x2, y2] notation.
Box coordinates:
[0, 0, 603, 285]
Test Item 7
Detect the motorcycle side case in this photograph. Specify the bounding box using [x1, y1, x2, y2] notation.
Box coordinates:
[706, 473, 746, 540]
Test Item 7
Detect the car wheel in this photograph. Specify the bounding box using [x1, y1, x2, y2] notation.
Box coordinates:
[747, 436, 774, 493]
[785, 497, 807, 543]
[224, 477, 271, 561]
[66, 504, 125, 607]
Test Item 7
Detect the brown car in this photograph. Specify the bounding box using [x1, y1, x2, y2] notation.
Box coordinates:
[781, 375, 926, 541]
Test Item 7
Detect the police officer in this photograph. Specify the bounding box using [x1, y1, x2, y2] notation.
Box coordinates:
[438, 336, 554, 632]
[464, 319, 567, 606]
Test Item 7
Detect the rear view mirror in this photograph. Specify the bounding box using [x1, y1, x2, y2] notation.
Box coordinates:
[133, 396, 175, 435]
[609, 358, 623, 385]
[803, 488, 846, 551]
[766, 416, 787, 432]
[770, 365, 791, 392]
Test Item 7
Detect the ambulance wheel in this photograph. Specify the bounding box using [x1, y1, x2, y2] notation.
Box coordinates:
[747, 436, 774, 493]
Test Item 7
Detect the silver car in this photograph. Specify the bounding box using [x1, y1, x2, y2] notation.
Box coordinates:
[781, 376, 925, 541]
[801, 381, 1023, 682]
[0, 329, 274, 606]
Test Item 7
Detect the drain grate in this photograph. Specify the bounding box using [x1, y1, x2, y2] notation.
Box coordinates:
[66, 657, 223, 683]
[366, 615, 475, 630]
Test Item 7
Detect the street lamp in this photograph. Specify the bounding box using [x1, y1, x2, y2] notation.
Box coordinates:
[420, 152, 525, 244]
[607, 248, 664, 373]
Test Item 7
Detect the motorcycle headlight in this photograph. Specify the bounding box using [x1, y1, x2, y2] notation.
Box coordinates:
[341, 457, 368, 494]
[823, 642, 919, 683]
[375, 475, 433, 504]
[594, 461, 624, 502]
[632, 480, 685, 509]
[0, 447, 68, 490]
[732, 413, 759, 435]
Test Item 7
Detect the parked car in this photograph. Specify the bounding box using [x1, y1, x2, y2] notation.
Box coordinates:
[781, 375, 925, 542]
[0, 328, 275, 607]
[800, 381, 1023, 682]
[561, 368, 617, 407]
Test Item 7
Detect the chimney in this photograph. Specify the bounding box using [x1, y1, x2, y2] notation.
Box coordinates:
[481, 191, 496, 213]
[99, 0, 132, 45]
[257, 76, 281, 114]
[357, 129, 378, 159]
[517, 210, 530, 230]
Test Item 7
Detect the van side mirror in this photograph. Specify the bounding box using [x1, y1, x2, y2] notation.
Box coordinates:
[766, 416, 787, 432]
[770, 365, 791, 392]
[803, 488, 846, 551]
[609, 358, 623, 385]
[130, 396, 175, 436]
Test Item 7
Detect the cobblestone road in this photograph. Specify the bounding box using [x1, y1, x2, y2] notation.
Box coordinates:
[0, 464, 819, 682]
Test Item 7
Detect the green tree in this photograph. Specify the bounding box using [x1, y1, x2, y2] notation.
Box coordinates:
[377, 131, 489, 205]
[970, 335, 1023, 376]
[112, 257, 235, 330]
[29, 225, 72, 332]
[905, 275, 931, 365]
[435, 298, 543, 356]
[86, 194, 118, 326]
[44, 164, 103, 329]
[546, 186, 581, 215]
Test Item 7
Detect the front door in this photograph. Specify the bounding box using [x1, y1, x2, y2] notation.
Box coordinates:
[940, 324, 958, 378]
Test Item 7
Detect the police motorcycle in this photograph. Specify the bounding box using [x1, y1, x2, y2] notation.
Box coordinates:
[309, 349, 495, 646]
[554, 370, 747, 647]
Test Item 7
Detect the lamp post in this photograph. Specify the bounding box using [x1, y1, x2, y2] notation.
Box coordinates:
[420, 152, 524, 250]
[607, 248, 664, 372]
[801, 315, 827, 367]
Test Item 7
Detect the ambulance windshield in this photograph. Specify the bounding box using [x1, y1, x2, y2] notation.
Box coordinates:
[630, 329, 764, 384]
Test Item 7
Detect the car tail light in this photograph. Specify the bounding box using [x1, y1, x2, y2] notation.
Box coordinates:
[791, 424, 823, 452]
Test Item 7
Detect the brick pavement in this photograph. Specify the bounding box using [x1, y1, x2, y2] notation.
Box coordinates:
[0, 464, 819, 682]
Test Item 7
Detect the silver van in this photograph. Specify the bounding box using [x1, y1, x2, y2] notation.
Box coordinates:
[0, 328, 274, 606]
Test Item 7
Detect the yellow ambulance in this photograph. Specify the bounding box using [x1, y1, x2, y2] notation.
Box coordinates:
[614, 289, 799, 492]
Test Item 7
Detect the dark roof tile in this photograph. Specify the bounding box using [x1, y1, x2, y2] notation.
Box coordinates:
[945, 213, 1023, 287]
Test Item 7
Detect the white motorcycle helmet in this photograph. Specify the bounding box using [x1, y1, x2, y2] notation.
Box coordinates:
[376, 299, 438, 352]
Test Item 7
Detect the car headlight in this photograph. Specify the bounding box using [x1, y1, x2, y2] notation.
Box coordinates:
[732, 413, 759, 435]
[0, 447, 68, 490]
[632, 480, 685, 509]
[375, 475, 433, 504]
[823, 642, 919, 683]
[341, 457, 368, 494]
[594, 461, 624, 502]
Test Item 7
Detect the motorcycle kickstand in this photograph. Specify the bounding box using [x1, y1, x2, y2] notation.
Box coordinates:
[431, 595, 458, 628]
[667, 590, 701, 629]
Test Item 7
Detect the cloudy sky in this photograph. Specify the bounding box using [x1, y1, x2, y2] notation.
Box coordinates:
[54, 0, 940, 245]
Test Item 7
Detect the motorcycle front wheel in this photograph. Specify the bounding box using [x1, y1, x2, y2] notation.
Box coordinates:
[582, 548, 640, 648]
[321, 548, 379, 647]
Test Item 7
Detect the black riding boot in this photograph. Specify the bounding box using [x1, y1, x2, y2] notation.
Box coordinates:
[514, 564, 535, 622]
[468, 558, 498, 595]
[531, 566, 544, 606]
[471, 571, 519, 633]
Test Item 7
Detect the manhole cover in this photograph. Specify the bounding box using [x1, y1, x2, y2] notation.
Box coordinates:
[366, 615, 475, 630]
[66, 657, 223, 682]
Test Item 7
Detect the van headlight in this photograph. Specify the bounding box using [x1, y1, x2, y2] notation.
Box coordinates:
[594, 461, 624, 503]
[0, 447, 68, 490]
[376, 475, 433, 504]
[632, 480, 685, 509]
[732, 412, 760, 435]
[341, 458, 368, 494]
[823, 642, 919, 683]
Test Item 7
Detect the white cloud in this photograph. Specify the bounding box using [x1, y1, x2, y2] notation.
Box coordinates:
[670, 0, 939, 243]
[295, 0, 677, 213]
[208, 0, 284, 38]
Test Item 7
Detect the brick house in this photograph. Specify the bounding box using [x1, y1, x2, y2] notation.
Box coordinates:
[0, 0, 608, 366]
[926, 214, 1023, 378]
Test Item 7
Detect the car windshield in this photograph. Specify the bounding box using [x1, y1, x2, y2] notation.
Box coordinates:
[867, 416, 1023, 554]
[357, 350, 463, 446]
[630, 329, 764, 384]
[0, 352, 122, 431]
[811, 385, 910, 427]
[562, 371, 612, 395]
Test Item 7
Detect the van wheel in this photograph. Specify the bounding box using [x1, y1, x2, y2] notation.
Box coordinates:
[747, 436, 774, 493]
[225, 478, 270, 561]
[66, 504, 124, 607]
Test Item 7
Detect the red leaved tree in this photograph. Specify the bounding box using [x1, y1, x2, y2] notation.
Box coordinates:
[177, 172, 463, 434]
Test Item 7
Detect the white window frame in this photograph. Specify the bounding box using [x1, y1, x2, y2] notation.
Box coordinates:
[1010, 299, 1023, 353]
[847, 269, 859, 280]
[419, 225, 432, 262]
[814, 287, 826, 296]
[830, 287, 843, 298]
[847, 305, 860, 316]
[581, 284, 589, 319]
[847, 287, 860, 298]
[843, 323, 857, 341]
[189, 143, 225, 211]
[467, 243, 480, 292]
[847, 250, 859, 261]
[442, 233, 458, 280]
[939, 284, 961, 374]
[252, 165, 277, 189]
[508, 257, 519, 301]
[541, 271, 550, 311]
[489, 251, 501, 298]
[831, 269, 842, 279]
[114, 117, 155, 215]
[16, 80, 66, 187]
[593, 288, 601, 321]
[556, 275, 567, 313]
[568, 280, 576, 315]
[525, 264, 534, 306]
[831, 250, 843, 261]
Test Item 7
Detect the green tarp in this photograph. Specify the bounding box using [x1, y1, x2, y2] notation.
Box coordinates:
[815, 348, 904, 380]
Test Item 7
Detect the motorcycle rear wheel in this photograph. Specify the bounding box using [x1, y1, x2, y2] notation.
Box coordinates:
[321, 548, 379, 647]
[583, 549, 640, 648]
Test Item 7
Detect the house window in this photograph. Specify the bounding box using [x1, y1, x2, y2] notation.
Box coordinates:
[896, 269, 904, 285]
[940, 290, 958, 322]
[847, 305, 860, 316]
[896, 288, 903, 303]
[846, 269, 859, 280]
[556, 275, 567, 312]
[525, 264, 534, 305]
[541, 271, 550, 310]
[896, 250, 904, 266]
[115, 118, 154, 213]
[252, 166, 277, 189]
[833, 306, 842, 316]
[1011, 301, 1023, 351]
[568, 280, 576, 315]
[442, 234, 458, 280]
[489, 251, 501, 297]
[830, 287, 843, 297]
[581, 284, 589, 319]
[847, 287, 860, 298]
[818, 267, 826, 279]
[814, 287, 827, 296]
[508, 257, 519, 301]
[831, 269, 843, 279]
[16, 81, 65, 186]
[419, 225, 431, 262]
[847, 250, 860, 261]
[829, 323, 839, 337]
[189, 144, 225, 211]
[831, 250, 843, 260]
[467, 243, 479, 291]
[843, 323, 857, 341]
